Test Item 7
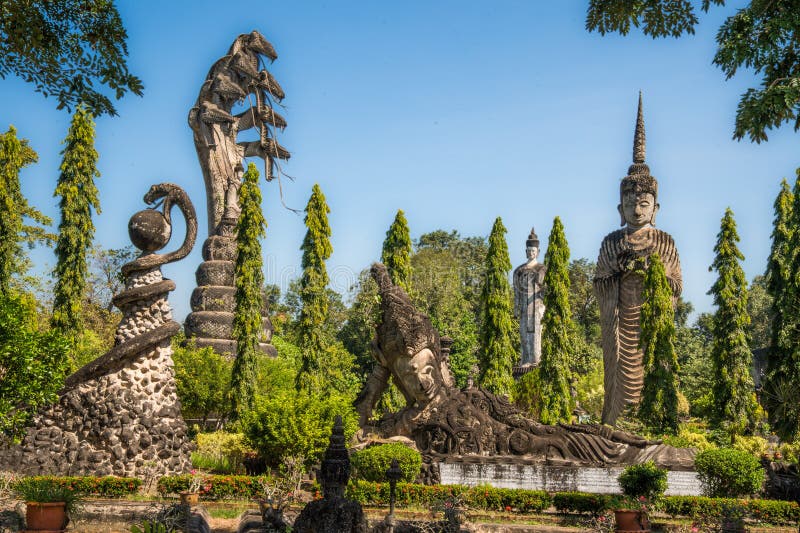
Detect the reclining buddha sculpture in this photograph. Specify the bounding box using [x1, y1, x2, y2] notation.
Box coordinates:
[355, 263, 692, 478]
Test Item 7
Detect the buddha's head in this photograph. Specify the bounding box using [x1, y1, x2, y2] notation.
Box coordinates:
[371, 263, 446, 405]
[525, 227, 540, 262]
[618, 93, 659, 229]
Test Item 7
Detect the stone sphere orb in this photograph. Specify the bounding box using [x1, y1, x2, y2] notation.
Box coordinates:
[128, 209, 171, 252]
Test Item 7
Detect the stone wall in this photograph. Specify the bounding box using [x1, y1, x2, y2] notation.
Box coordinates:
[438, 460, 702, 496]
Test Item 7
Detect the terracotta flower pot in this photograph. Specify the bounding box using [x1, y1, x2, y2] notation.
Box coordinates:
[179, 491, 200, 506]
[26, 501, 68, 531]
[614, 509, 650, 532]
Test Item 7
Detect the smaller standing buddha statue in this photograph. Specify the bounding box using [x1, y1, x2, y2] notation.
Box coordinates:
[513, 228, 546, 369]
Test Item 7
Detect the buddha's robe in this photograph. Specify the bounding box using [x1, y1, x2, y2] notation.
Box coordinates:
[594, 226, 682, 425]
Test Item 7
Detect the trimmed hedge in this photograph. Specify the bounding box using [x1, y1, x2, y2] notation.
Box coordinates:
[664, 496, 800, 526]
[157, 474, 269, 500]
[14, 476, 141, 498]
[553, 492, 613, 516]
[346, 480, 550, 513]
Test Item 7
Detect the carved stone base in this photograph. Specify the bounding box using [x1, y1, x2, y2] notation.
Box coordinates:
[185, 234, 274, 357]
[0, 339, 193, 477]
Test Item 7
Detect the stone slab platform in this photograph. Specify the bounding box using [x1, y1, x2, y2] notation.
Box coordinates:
[438, 460, 702, 496]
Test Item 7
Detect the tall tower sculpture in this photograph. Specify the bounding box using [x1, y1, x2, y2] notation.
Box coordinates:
[593, 94, 682, 425]
[184, 31, 289, 356]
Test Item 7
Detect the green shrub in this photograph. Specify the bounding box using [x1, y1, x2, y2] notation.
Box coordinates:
[694, 448, 764, 497]
[617, 461, 668, 500]
[732, 435, 768, 457]
[241, 389, 358, 467]
[192, 432, 254, 474]
[351, 443, 421, 483]
[662, 427, 716, 452]
[552, 492, 612, 516]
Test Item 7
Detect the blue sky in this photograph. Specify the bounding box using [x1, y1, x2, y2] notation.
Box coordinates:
[2, 1, 797, 321]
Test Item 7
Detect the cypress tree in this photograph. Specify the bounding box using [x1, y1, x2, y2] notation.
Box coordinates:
[765, 178, 793, 373]
[381, 209, 413, 293]
[765, 176, 800, 441]
[539, 216, 576, 424]
[638, 253, 679, 434]
[230, 163, 266, 419]
[295, 183, 333, 391]
[52, 107, 101, 340]
[0, 126, 51, 291]
[708, 208, 757, 432]
[477, 217, 515, 397]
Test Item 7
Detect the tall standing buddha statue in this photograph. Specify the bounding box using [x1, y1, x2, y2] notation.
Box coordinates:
[513, 228, 546, 369]
[594, 95, 682, 426]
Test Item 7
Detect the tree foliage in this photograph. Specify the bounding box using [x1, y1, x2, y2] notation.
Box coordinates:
[746, 275, 772, 351]
[477, 217, 515, 397]
[538, 217, 576, 424]
[0, 290, 69, 442]
[295, 184, 333, 391]
[0, 0, 143, 116]
[639, 253, 680, 435]
[52, 106, 100, 342]
[708, 208, 757, 432]
[230, 163, 266, 419]
[172, 335, 232, 424]
[0, 126, 51, 291]
[381, 209, 413, 294]
[586, 0, 800, 143]
[411, 231, 486, 388]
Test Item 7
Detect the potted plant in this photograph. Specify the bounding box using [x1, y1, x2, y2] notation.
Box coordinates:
[179, 470, 205, 506]
[12, 477, 81, 531]
[614, 461, 668, 532]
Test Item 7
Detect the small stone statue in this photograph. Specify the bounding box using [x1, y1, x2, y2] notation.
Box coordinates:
[512, 228, 546, 368]
[594, 94, 682, 426]
[293, 416, 368, 533]
[354, 264, 693, 482]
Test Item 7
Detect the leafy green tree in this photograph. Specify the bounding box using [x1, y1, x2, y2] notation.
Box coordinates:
[0, 290, 69, 442]
[230, 163, 266, 419]
[51, 106, 101, 344]
[638, 254, 680, 434]
[0, 126, 52, 291]
[172, 335, 233, 425]
[477, 217, 515, 397]
[587, 1, 800, 143]
[538, 217, 577, 424]
[568, 258, 600, 345]
[295, 184, 333, 391]
[708, 208, 757, 432]
[339, 269, 381, 379]
[746, 275, 772, 351]
[0, 0, 143, 116]
[411, 233, 484, 388]
[381, 209, 413, 293]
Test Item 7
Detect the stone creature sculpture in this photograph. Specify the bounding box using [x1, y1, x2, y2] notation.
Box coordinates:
[293, 416, 368, 533]
[0, 183, 197, 476]
[512, 227, 546, 370]
[185, 30, 288, 356]
[355, 263, 692, 481]
[594, 94, 682, 426]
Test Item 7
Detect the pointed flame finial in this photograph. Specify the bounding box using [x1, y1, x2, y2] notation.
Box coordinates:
[633, 91, 646, 164]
